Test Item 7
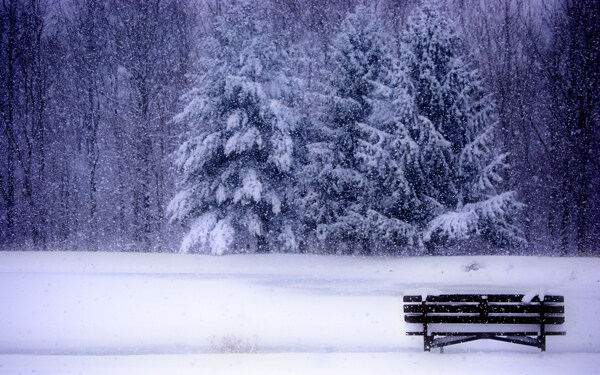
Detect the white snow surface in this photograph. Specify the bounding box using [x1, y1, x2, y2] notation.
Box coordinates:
[0, 252, 598, 375]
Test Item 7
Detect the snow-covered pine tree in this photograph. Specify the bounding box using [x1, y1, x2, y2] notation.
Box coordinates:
[168, 4, 300, 255]
[400, 1, 524, 250]
[299, 6, 417, 253]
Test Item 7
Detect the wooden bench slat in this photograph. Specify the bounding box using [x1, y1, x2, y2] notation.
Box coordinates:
[403, 304, 564, 314]
[488, 305, 564, 314]
[406, 331, 566, 336]
[404, 304, 479, 314]
[404, 315, 565, 325]
[406, 331, 541, 336]
[403, 294, 564, 303]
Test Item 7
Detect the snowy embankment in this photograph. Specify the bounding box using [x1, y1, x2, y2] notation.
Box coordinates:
[0, 252, 598, 374]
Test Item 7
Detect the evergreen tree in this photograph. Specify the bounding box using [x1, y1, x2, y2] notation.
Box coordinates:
[168, 4, 299, 254]
[299, 6, 417, 253]
[401, 1, 524, 250]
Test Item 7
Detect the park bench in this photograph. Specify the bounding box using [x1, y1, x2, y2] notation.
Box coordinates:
[403, 293, 565, 352]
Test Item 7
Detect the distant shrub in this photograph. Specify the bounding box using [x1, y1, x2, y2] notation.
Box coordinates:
[211, 335, 259, 353]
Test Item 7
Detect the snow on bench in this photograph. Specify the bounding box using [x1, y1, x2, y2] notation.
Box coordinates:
[403, 293, 566, 352]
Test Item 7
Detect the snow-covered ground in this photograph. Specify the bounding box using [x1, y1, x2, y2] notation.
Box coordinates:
[0, 252, 598, 374]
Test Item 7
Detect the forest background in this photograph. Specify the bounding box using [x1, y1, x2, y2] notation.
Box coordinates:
[0, 0, 598, 256]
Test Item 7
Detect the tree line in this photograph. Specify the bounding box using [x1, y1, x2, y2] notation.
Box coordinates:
[0, 0, 598, 255]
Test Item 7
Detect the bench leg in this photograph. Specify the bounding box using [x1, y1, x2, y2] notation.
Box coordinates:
[539, 335, 546, 352]
[424, 335, 433, 352]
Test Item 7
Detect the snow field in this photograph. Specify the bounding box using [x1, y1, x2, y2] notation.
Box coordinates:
[0, 252, 598, 374]
[1, 352, 598, 375]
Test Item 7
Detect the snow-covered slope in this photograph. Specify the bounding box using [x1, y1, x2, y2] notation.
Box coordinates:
[0, 252, 598, 374]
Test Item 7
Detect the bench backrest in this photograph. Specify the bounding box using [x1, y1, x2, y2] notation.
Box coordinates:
[404, 294, 565, 327]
